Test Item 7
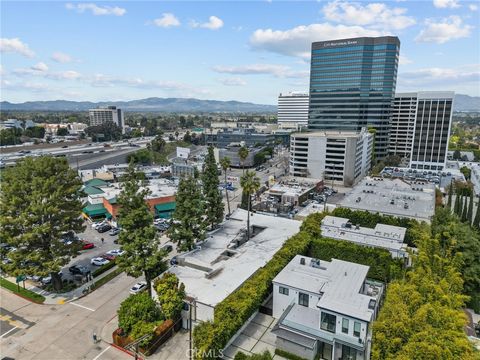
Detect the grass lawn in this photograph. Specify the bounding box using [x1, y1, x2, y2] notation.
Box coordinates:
[0, 277, 46, 303]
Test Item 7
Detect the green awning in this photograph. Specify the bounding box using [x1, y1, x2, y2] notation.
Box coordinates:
[84, 178, 109, 187]
[83, 203, 108, 217]
[83, 185, 105, 195]
[154, 202, 176, 212]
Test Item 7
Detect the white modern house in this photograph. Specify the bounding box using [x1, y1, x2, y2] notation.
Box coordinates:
[272, 255, 384, 360]
[320, 215, 409, 260]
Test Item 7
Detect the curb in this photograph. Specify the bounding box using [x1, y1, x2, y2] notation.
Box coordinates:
[109, 342, 142, 359]
[5, 288, 45, 304]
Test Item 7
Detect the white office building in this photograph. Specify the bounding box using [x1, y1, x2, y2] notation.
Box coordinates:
[278, 92, 309, 129]
[272, 255, 384, 360]
[389, 91, 454, 171]
[320, 215, 408, 259]
[290, 129, 373, 187]
[88, 106, 125, 133]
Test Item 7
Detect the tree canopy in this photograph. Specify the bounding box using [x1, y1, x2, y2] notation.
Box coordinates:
[0, 156, 84, 289]
[202, 146, 224, 229]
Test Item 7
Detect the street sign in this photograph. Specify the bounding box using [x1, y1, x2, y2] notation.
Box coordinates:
[16, 275, 26, 283]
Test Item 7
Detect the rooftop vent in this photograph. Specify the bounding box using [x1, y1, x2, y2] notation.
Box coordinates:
[368, 299, 377, 310]
[300, 257, 306, 265]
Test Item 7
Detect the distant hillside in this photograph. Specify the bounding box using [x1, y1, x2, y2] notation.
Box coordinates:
[1, 94, 478, 112]
[453, 94, 480, 112]
[0, 97, 277, 113]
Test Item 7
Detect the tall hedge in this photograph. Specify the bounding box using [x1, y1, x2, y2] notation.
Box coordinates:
[308, 237, 399, 282]
[332, 207, 419, 247]
[193, 231, 312, 359]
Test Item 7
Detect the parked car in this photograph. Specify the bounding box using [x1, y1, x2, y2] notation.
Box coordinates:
[170, 256, 178, 265]
[81, 241, 95, 250]
[69, 265, 91, 276]
[97, 224, 112, 233]
[109, 227, 121, 236]
[129, 281, 148, 295]
[92, 220, 107, 229]
[41, 271, 63, 285]
[91, 257, 110, 266]
[100, 253, 116, 261]
[106, 249, 125, 257]
[161, 244, 173, 253]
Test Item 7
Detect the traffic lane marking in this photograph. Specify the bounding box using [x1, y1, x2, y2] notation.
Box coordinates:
[92, 345, 111, 360]
[69, 302, 95, 312]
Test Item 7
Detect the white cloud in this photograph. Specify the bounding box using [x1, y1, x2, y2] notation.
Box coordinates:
[416, 16, 473, 44]
[250, 23, 382, 58]
[218, 77, 247, 86]
[153, 13, 181, 28]
[322, 1, 416, 30]
[31, 62, 49, 72]
[0, 65, 4, 76]
[433, 0, 460, 9]
[65, 3, 126, 16]
[399, 64, 479, 86]
[0, 38, 35, 58]
[190, 16, 224, 30]
[469, 4, 478, 11]
[399, 55, 413, 65]
[51, 51, 73, 63]
[47, 70, 82, 80]
[212, 63, 308, 78]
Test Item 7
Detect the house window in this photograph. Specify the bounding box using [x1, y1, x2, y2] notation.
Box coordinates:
[279, 286, 289, 295]
[320, 312, 336, 333]
[298, 292, 309, 307]
[342, 318, 349, 334]
[353, 321, 361, 337]
[341, 344, 357, 360]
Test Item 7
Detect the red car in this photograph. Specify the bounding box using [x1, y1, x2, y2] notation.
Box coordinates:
[81, 241, 95, 250]
[100, 254, 115, 261]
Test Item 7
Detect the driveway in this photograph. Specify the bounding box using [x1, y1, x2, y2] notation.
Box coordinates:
[223, 313, 283, 359]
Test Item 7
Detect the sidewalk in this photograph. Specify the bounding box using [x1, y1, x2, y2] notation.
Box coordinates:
[4, 265, 120, 305]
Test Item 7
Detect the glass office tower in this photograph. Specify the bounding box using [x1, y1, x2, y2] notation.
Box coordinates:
[308, 36, 400, 159]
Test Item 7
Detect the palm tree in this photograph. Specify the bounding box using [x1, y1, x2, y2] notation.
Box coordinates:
[220, 156, 232, 216]
[238, 146, 249, 174]
[240, 170, 260, 240]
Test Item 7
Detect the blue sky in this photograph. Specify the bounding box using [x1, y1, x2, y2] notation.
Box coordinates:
[1, 0, 479, 104]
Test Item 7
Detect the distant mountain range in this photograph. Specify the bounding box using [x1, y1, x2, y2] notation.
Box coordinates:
[1, 94, 478, 112]
[0, 97, 277, 113]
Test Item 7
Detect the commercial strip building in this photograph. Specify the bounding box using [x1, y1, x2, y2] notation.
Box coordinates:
[338, 176, 435, 223]
[272, 255, 384, 360]
[320, 215, 408, 259]
[277, 92, 309, 129]
[81, 178, 177, 221]
[88, 106, 125, 133]
[389, 92, 454, 171]
[289, 128, 373, 187]
[166, 209, 301, 326]
[207, 128, 274, 148]
[308, 36, 400, 160]
[266, 177, 323, 206]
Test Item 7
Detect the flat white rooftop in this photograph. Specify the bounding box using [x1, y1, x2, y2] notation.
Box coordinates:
[321, 215, 407, 253]
[99, 178, 177, 200]
[169, 209, 301, 307]
[338, 176, 435, 223]
[273, 255, 382, 322]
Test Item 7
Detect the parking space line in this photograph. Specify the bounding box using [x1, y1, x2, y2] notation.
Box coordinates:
[70, 302, 95, 312]
[0, 326, 18, 338]
[92, 345, 111, 360]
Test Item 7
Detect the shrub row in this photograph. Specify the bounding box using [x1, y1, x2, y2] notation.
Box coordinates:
[332, 207, 419, 247]
[274, 349, 308, 360]
[0, 277, 45, 303]
[308, 237, 401, 282]
[193, 231, 312, 359]
[91, 268, 123, 290]
[92, 260, 116, 278]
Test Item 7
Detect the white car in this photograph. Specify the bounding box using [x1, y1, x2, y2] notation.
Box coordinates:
[106, 249, 125, 257]
[92, 220, 107, 229]
[91, 257, 110, 266]
[129, 281, 147, 295]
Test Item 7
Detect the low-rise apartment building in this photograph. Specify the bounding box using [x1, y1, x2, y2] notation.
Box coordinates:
[272, 255, 384, 360]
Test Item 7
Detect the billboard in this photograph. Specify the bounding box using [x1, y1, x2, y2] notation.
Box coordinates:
[176, 147, 191, 159]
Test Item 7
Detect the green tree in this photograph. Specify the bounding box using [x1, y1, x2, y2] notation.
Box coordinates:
[238, 146, 249, 174]
[118, 292, 163, 334]
[24, 126, 46, 139]
[453, 149, 461, 160]
[447, 181, 453, 210]
[116, 164, 166, 297]
[149, 135, 166, 153]
[170, 174, 206, 251]
[474, 201, 480, 230]
[127, 148, 153, 165]
[240, 170, 260, 239]
[253, 152, 266, 166]
[183, 131, 192, 143]
[202, 146, 224, 229]
[56, 127, 69, 136]
[454, 193, 461, 216]
[154, 272, 186, 320]
[460, 166, 472, 181]
[220, 156, 232, 216]
[85, 122, 122, 142]
[0, 128, 22, 145]
[0, 157, 84, 289]
[461, 195, 469, 222]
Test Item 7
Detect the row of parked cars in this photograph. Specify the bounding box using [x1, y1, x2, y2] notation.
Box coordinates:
[69, 249, 125, 276]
